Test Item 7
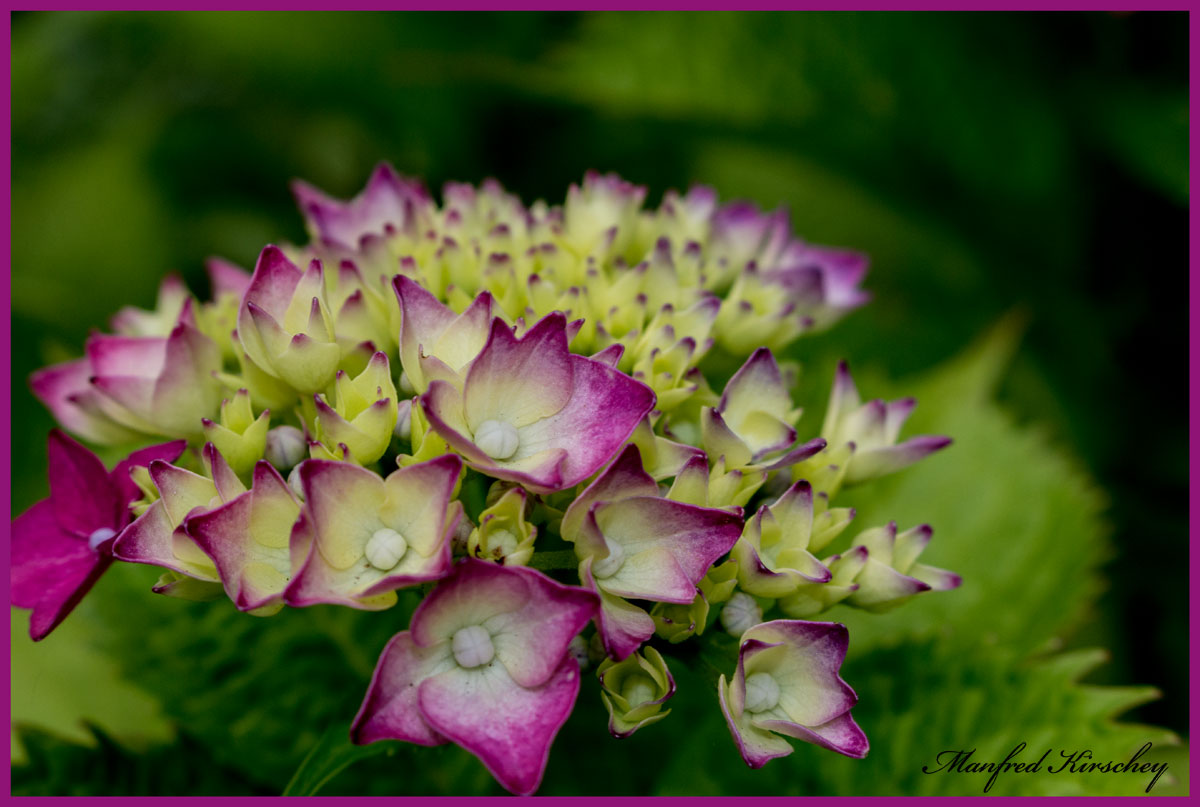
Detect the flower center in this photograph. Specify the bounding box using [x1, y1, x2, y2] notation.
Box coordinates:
[743, 672, 781, 714]
[364, 528, 408, 571]
[475, 419, 519, 460]
[621, 673, 657, 707]
[87, 527, 117, 551]
[591, 541, 625, 579]
[487, 528, 519, 557]
[451, 625, 495, 668]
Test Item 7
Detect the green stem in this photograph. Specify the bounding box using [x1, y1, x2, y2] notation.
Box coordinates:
[528, 550, 578, 571]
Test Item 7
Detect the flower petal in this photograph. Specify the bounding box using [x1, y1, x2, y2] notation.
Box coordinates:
[754, 711, 869, 759]
[718, 672, 794, 769]
[510, 354, 655, 490]
[742, 620, 858, 726]
[418, 655, 581, 796]
[582, 558, 656, 661]
[560, 443, 658, 544]
[11, 500, 110, 641]
[351, 630, 455, 747]
[46, 430, 121, 538]
[185, 462, 301, 612]
[594, 495, 743, 583]
[846, 435, 952, 484]
[410, 559, 597, 687]
[29, 359, 146, 444]
[293, 162, 427, 249]
[463, 315, 572, 431]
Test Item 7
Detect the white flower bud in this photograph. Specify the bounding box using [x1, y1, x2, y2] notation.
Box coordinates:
[720, 592, 762, 637]
[88, 527, 116, 551]
[265, 425, 307, 471]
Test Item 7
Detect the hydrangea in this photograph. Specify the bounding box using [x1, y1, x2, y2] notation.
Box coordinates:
[12, 164, 958, 795]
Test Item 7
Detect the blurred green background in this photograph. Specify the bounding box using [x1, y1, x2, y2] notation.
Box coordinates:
[10, 10, 1188, 796]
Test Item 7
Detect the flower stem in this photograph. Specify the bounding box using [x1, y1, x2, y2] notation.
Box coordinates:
[528, 550, 578, 571]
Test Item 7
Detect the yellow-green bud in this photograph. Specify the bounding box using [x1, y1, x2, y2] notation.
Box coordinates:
[597, 646, 675, 738]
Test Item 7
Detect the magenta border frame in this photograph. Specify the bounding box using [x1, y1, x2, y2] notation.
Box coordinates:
[0, 5, 1194, 804]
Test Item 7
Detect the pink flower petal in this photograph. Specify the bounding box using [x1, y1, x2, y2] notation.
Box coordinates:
[560, 443, 657, 543]
[11, 500, 110, 641]
[45, 430, 121, 539]
[418, 655, 581, 796]
[350, 631, 453, 747]
[463, 315, 573, 431]
[411, 559, 597, 688]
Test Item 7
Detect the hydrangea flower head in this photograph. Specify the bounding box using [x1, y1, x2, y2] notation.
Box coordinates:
[13, 165, 967, 795]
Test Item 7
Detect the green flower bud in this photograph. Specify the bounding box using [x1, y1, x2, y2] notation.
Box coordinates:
[467, 486, 536, 566]
[651, 593, 709, 643]
[201, 389, 270, 478]
[597, 646, 675, 738]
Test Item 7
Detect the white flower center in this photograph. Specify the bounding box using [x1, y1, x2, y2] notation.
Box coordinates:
[87, 527, 117, 551]
[720, 592, 762, 637]
[744, 672, 781, 714]
[475, 419, 519, 460]
[621, 673, 657, 707]
[488, 528, 520, 557]
[451, 625, 495, 668]
[364, 528, 408, 571]
[591, 541, 625, 579]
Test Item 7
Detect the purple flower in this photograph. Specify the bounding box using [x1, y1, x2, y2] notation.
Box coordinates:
[78, 318, 225, 440]
[702, 348, 824, 470]
[719, 620, 869, 767]
[350, 558, 597, 795]
[562, 445, 744, 660]
[30, 358, 147, 445]
[185, 461, 303, 615]
[420, 313, 655, 494]
[111, 443, 247, 582]
[11, 431, 185, 639]
[732, 480, 833, 599]
[292, 162, 431, 251]
[844, 522, 962, 612]
[807, 360, 952, 486]
[393, 274, 495, 393]
[763, 242, 871, 329]
[237, 245, 342, 395]
[283, 455, 463, 610]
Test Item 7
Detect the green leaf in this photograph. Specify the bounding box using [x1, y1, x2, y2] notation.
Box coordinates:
[75, 563, 419, 791]
[283, 723, 394, 796]
[12, 724, 268, 796]
[9, 607, 173, 764]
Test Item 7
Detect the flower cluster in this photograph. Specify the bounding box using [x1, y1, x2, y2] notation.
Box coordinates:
[14, 165, 957, 794]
